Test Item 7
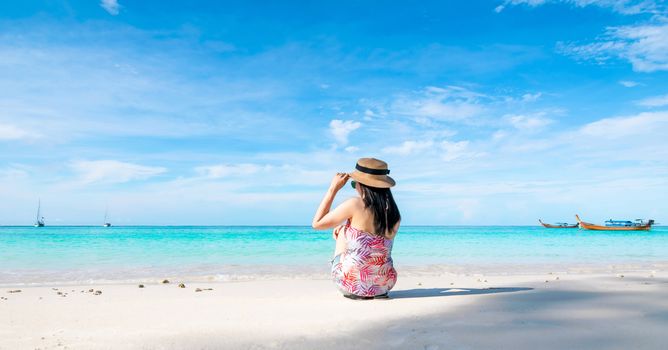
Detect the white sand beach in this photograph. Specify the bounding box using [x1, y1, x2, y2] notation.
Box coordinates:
[2, 266, 667, 350]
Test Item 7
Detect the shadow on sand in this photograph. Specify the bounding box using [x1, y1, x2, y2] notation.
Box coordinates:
[389, 287, 533, 299]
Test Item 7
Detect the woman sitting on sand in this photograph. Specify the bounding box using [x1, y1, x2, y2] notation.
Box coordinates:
[312, 158, 400, 299]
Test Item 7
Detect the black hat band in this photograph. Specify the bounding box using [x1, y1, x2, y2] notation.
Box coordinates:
[356, 163, 390, 175]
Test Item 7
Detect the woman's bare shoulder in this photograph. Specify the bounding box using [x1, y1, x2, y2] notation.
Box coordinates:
[344, 196, 365, 208]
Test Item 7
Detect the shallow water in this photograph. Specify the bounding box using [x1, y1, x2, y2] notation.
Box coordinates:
[1, 225, 666, 284]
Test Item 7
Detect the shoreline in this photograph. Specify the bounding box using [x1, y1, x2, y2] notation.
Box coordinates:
[2, 261, 667, 287]
[2, 267, 666, 349]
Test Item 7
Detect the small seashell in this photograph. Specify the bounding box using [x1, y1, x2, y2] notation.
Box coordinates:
[138, 284, 144, 288]
[88, 289, 94, 293]
[162, 279, 170, 284]
[178, 283, 186, 288]
[195, 288, 202, 292]
[94, 290, 102, 295]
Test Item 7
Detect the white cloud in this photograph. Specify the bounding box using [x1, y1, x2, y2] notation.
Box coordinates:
[492, 130, 510, 140]
[579, 111, 668, 138]
[195, 163, 268, 179]
[392, 85, 486, 122]
[619, 80, 640, 87]
[506, 113, 554, 131]
[558, 23, 668, 72]
[329, 119, 361, 145]
[637, 93, 668, 107]
[521, 92, 542, 102]
[495, 0, 546, 13]
[498, 1, 668, 71]
[0, 123, 37, 141]
[71, 160, 166, 184]
[0, 165, 29, 180]
[344, 146, 359, 153]
[495, 0, 663, 15]
[440, 140, 472, 161]
[100, 0, 120, 15]
[382, 140, 434, 156]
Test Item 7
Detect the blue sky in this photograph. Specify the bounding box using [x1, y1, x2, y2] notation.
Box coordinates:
[1, 0, 667, 225]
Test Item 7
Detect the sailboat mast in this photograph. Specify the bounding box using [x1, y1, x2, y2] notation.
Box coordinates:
[36, 199, 41, 222]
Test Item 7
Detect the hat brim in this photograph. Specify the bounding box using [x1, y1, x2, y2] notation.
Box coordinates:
[349, 170, 395, 188]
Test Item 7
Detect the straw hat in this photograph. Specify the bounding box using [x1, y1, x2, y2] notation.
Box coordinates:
[349, 158, 395, 188]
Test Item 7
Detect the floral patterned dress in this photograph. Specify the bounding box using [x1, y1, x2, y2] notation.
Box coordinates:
[331, 221, 397, 297]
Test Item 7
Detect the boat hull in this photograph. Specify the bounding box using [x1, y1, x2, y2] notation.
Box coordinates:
[539, 220, 578, 228]
[575, 215, 652, 231]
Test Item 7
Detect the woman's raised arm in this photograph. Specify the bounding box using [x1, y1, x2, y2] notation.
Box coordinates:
[311, 173, 355, 230]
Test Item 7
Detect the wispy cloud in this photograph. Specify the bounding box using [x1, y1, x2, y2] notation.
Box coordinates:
[521, 92, 542, 102]
[496, 0, 668, 72]
[194, 163, 269, 179]
[392, 86, 486, 122]
[579, 110, 668, 138]
[495, 0, 664, 15]
[619, 80, 640, 87]
[0, 123, 38, 141]
[557, 23, 668, 72]
[71, 160, 166, 184]
[382, 140, 435, 156]
[637, 93, 668, 107]
[440, 140, 480, 161]
[329, 119, 361, 145]
[100, 0, 120, 15]
[506, 113, 554, 131]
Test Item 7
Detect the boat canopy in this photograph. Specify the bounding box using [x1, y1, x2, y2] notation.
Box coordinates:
[605, 219, 634, 227]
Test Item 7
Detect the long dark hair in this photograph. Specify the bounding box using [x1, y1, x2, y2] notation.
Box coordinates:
[358, 183, 401, 237]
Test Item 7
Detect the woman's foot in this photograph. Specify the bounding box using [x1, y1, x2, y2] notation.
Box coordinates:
[343, 292, 389, 300]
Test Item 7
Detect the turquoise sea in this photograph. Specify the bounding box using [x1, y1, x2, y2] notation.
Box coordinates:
[1, 226, 667, 285]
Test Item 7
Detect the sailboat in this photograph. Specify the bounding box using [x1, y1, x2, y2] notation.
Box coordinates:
[34, 199, 45, 227]
[103, 206, 111, 227]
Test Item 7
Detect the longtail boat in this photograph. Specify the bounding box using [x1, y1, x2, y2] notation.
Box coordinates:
[539, 219, 578, 228]
[575, 215, 654, 231]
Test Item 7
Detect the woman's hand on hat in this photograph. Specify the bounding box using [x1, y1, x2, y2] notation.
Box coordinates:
[329, 172, 350, 193]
